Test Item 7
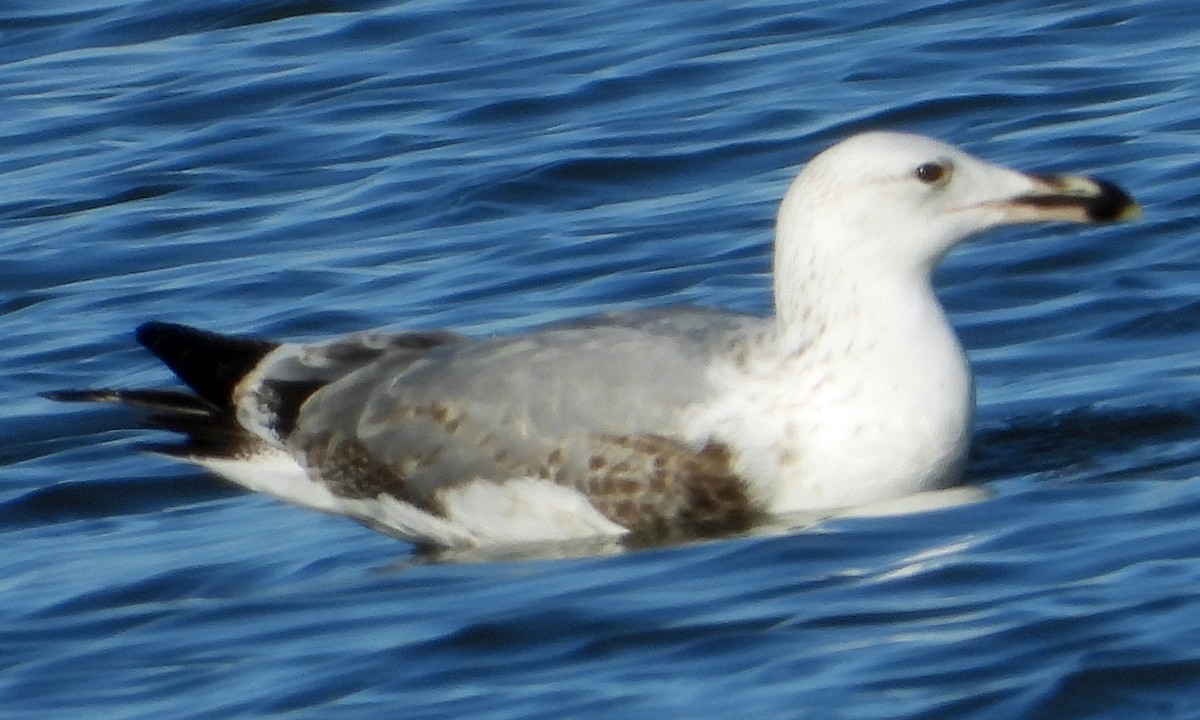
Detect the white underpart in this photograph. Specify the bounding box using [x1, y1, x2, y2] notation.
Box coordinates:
[195, 451, 341, 512]
[193, 452, 624, 548]
[685, 276, 973, 511]
[433, 478, 629, 545]
[190, 451, 462, 541]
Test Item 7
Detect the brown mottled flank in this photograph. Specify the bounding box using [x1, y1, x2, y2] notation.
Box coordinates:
[301, 404, 759, 544]
[302, 432, 429, 510]
[576, 434, 758, 542]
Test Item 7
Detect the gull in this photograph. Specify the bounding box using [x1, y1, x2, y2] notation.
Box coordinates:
[46, 132, 1139, 551]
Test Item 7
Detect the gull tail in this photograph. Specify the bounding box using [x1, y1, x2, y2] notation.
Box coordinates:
[43, 322, 280, 460]
[44, 320, 468, 528]
[44, 321, 461, 460]
[45, 317, 471, 498]
[134, 321, 278, 411]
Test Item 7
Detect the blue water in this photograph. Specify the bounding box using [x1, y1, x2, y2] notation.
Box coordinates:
[5, 0, 1200, 717]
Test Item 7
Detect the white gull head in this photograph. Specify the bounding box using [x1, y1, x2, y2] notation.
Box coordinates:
[773, 131, 1137, 341]
[700, 131, 1138, 512]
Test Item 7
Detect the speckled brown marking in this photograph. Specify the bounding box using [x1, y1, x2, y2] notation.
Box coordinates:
[302, 402, 468, 512]
[614, 499, 636, 521]
[303, 414, 755, 544]
[572, 434, 758, 542]
[302, 432, 427, 508]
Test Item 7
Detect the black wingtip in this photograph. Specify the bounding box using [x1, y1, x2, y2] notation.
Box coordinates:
[43, 388, 218, 414]
[41, 389, 120, 403]
[135, 321, 278, 410]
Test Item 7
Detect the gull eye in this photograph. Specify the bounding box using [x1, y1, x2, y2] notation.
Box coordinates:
[915, 162, 949, 185]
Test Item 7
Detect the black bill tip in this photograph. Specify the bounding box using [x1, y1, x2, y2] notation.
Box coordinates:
[1014, 174, 1141, 224]
[1086, 177, 1140, 223]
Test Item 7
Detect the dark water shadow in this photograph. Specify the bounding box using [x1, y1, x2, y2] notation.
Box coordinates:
[969, 400, 1200, 483]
